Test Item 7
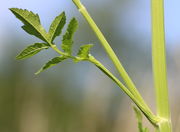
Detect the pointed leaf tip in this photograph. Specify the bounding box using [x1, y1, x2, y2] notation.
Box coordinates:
[10, 8, 48, 42]
[16, 43, 49, 60]
[48, 11, 66, 42]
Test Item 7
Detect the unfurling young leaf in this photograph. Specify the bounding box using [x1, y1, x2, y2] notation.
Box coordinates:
[143, 128, 149, 132]
[77, 44, 93, 59]
[16, 43, 49, 60]
[133, 106, 149, 132]
[133, 106, 143, 121]
[9, 8, 48, 42]
[48, 12, 66, 43]
[35, 56, 66, 74]
[61, 18, 78, 55]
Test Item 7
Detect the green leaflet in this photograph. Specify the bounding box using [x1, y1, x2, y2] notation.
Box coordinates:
[74, 44, 93, 62]
[16, 43, 49, 60]
[48, 12, 66, 43]
[77, 44, 93, 59]
[10, 8, 48, 42]
[133, 106, 149, 132]
[61, 18, 78, 55]
[35, 56, 66, 74]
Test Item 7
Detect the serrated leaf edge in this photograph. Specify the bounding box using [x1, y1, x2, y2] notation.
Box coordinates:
[48, 12, 66, 42]
[10, 8, 49, 42]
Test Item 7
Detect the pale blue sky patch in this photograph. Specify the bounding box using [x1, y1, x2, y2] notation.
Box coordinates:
[116, 0, 180, 47]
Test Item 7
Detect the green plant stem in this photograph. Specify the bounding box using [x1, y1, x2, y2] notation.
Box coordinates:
[72, 0, 156, 124]
[49, 42, 161, 125]
[88, 55, 160, 125]
[151, 0, 172, 131]
[41, 33, 66, 56]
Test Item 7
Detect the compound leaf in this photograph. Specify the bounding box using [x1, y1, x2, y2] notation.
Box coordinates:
[48, 12, 66, 43]
[16, 43, 49, 60]
[10, 8, 48, 42]
[61, 18, 78, 55]
[35, 56, 66, 74]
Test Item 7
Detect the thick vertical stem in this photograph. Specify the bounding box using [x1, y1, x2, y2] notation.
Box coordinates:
[151, 0, 172, 131]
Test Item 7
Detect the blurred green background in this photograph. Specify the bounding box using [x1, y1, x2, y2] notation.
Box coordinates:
[0, 0, 180, 132]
